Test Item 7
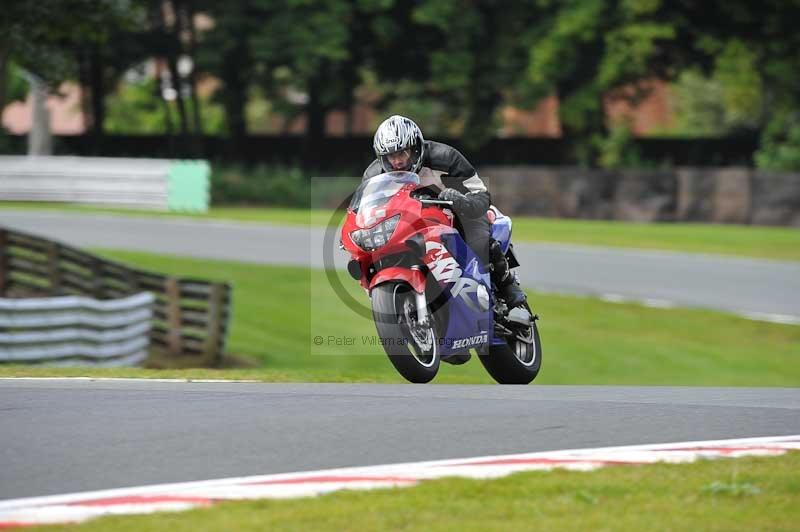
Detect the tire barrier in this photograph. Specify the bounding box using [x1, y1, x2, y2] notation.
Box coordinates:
[0, 227, 231, 366]
[0, 292, 153, 366]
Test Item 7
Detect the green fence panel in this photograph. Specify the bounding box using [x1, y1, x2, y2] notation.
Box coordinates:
[168, 160, 210, 212]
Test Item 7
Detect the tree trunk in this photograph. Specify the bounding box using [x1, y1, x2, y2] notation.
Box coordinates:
[556, 89, 607, 167]
[304, 72, 326, 166]
[183, 2, 203, 136]
[166, 55, 189, 139]
[463, 89, 501, 151]
[463, 3, 501, 150]
[218, 14, 249, 152]
[89, 45, 105, 151]
[27, 74, 52, 155]
[158, 70, 174, 137]
[163, 0, 189, 150]
[0, 46, 8, 123]
[553, 33, 608, 167]
[342, 37, 360, 137]
[76, 49, 93, 134]
[221, 57, 247, 151]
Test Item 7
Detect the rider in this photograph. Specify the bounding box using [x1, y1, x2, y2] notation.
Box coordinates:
[363, 115, 527, 309]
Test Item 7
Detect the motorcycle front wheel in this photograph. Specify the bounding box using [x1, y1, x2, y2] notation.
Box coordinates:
[371, 282, 440, 383]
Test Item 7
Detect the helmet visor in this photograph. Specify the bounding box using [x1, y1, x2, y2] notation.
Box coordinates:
[381, 149, 413, 171]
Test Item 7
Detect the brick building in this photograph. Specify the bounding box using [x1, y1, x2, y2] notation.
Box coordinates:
[2, 79, 675, 138]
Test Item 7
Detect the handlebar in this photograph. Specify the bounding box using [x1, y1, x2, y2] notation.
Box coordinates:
[419, 199, 454, 207]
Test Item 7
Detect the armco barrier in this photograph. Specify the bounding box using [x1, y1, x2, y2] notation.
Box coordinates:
[0, 292, 153, 366]
[0, 227, 231, 366]
[0, 156, 209, 212]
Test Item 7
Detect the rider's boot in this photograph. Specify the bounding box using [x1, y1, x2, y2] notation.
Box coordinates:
[489, 240, 527, 309]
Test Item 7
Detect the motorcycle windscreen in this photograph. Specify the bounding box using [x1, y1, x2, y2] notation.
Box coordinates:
[350, 172, 420, 227]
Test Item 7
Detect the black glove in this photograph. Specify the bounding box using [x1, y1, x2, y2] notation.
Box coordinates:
[438, 188, 490, 219]
[438, 188, 467, 209]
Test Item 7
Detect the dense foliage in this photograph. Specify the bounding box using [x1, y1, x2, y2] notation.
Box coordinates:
[3, 0, 800, 168]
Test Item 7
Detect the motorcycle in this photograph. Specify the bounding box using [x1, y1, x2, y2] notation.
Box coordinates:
[340, 171, 541, 384]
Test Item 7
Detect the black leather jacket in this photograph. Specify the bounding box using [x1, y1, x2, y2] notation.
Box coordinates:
[362, 140, 491, 219]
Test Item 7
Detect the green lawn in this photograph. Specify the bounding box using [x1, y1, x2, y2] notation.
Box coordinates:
[3, 250, 797, 386]
[511, 217, 800, 261]
[35, 453, 800, 531]
[2, 202, 798, 261]
[0, 202, 334, 226]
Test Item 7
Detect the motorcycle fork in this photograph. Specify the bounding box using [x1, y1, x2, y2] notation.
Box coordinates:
[411, 265, 429, 327]
[414, 288, 429, 326]
[411, 265, 428, 326]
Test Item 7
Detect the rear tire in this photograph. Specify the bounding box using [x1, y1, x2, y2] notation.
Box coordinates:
[371, 282, 440, 383]
[478, 305, 541, 385]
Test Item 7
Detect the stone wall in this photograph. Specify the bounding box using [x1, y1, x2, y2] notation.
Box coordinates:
[480, 166, 800, 226]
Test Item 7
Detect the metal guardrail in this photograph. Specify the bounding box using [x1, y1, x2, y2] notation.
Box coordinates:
[0, 292, 154, 366]
[0, 156, 210, 212]
[0, 227, 231, 365]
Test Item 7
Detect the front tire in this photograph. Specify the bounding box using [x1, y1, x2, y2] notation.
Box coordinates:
[478, 304, 542, 385]
[371, 282, 440, 383]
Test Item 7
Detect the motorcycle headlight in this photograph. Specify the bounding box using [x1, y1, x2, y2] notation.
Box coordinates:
[350, 215, 400, 251]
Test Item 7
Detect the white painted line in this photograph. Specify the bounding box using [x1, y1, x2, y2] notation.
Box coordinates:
[740, 312, 800, 326]
[600, 293, 629, 303]
[189, 379, 261, 383]
[0, 377, 260, 383]
[642, 298, 675, 309]
[1, 434, 798, 528]
[594, 292, 799, 326]
[525, 242, 800, 264]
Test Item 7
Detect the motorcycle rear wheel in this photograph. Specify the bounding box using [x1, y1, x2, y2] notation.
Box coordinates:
[371, 282, 440, 383]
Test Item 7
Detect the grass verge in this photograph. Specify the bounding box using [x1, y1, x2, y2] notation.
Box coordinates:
[33, 453, 800, 531]
[1, 250, 797, 386]
[510, 217, 800, 261]
[2, 202, 798, 261]
[0, 202, 334, 226]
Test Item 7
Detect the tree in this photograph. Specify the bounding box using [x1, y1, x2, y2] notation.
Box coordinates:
[78, 2, 152, 144]
[248, 0, 354, 153]
[411, 0, 539, 146]
[522, 0, 677, 164]
[647, 0, 800, 169]
[520, 0, 800, 167]
[0, 1, 137, 132]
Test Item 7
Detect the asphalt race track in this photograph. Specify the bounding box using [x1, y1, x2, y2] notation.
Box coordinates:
[1, 210, 799, 321]
[1, 212, 798, 503]
[1, 379, 799, 500]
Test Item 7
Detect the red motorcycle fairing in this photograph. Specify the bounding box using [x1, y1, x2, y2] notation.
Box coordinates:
[368, 267, 427, 294]
[363, 224, 459, 295]
[342, 182, 456, 291]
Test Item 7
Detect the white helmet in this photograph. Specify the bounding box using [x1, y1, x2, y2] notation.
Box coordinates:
[373, 115, 425, 173]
